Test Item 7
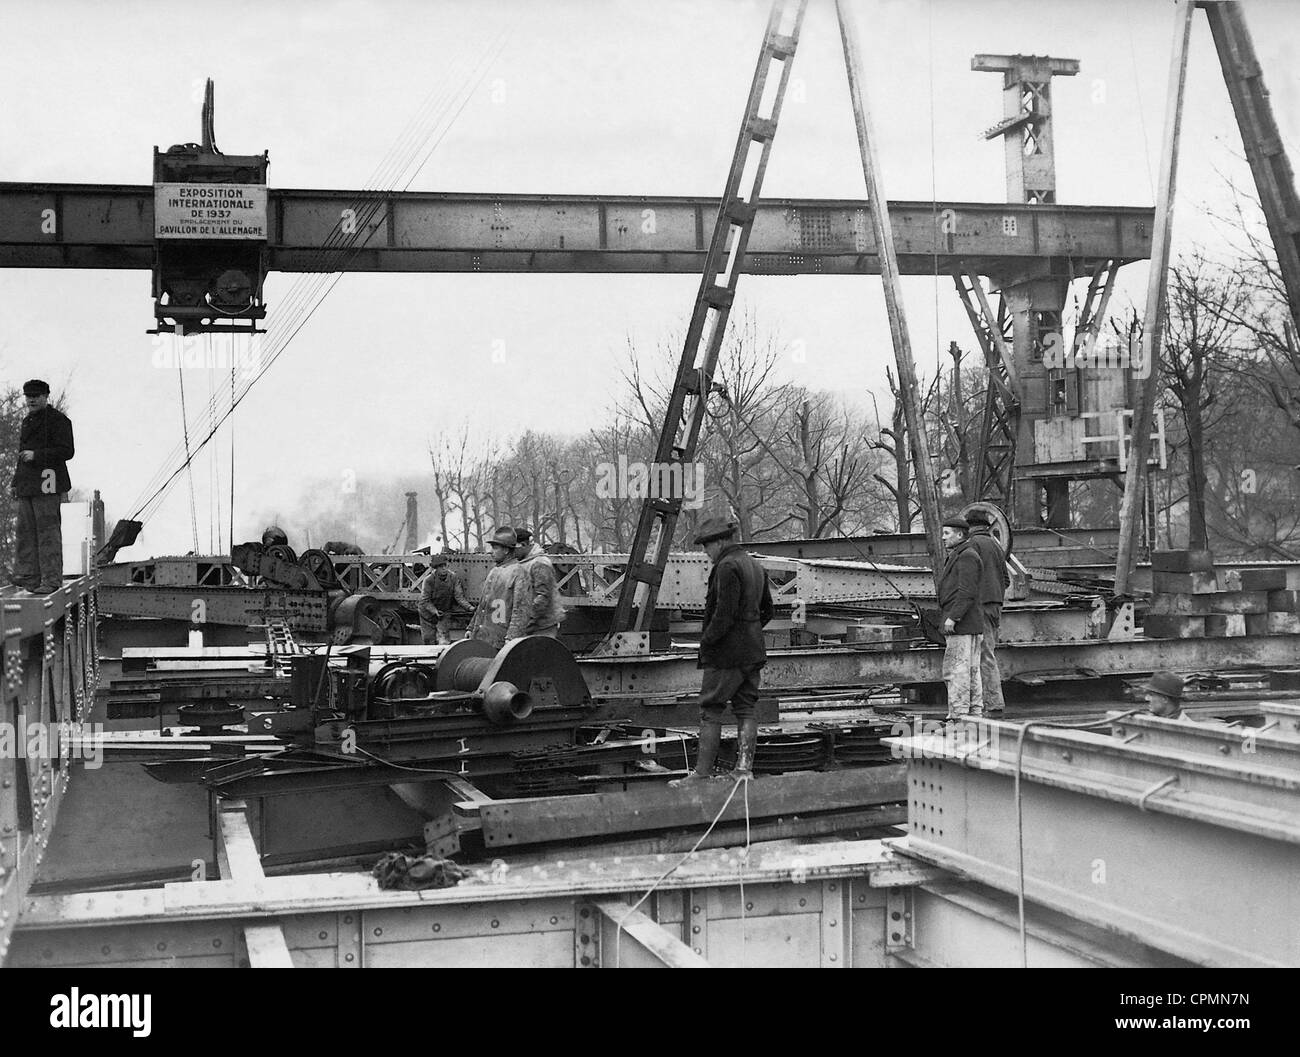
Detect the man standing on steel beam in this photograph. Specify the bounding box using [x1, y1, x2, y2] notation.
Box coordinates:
[966, 509, 1010, 716]
[670, 518, 775, 786]
[9, 380, 74, 595]
[465, 527, 529, 649]
[938, 515, 984, 721]
[513, 526, 565, 638]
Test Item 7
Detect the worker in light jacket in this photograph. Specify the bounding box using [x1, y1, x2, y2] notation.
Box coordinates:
[965, 509, 1010, 716]
[9, 380, 74, 595]
[937, 515, 984, 720]
[670, 517, 775, 786]
[465, 527, 529, 649]
[513, 526, 565, 637]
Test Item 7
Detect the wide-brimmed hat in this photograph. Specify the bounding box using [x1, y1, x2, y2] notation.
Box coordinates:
[489, 527, 517, 548]
[514, 526, 533, 543]
[1143, 671, 1185, 700]
[693, 517, 737, 545]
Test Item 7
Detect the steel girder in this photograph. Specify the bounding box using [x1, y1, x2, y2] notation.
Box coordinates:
[581, 633, 1300, 697]
[0, 184, 1152, 275]
[0, 578, 100, 962]
[888, 720, 1300, 966]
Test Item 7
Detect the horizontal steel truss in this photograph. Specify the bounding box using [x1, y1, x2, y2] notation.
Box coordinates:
[0, 577, 100, 962]
[581, 633, 1300, 696]
[0, 185, 1152, 275]
[888, 719, 1300, 966]
[100, 552, 947, 613]
[103, 634, 1300, 706]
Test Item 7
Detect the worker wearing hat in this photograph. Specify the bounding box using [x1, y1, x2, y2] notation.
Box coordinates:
[1142, 671, 1187, 719]
[419, 552, 471, 644]
[465, 527, 529, 649]
[937, 515, 985, 720]
[964, 508, 1010, 715]
[513, 526, 564, 638]
[669, 516, 774, 786]
[9, 380, 74, 595]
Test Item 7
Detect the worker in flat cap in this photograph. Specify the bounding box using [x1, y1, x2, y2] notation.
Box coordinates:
[513, 526, 564, 638]
[937, 515, 985, 720]
[1142, 671, 1187, 720]
[420, 553, 471, 644]
[670, 516, 775, 786]
[465, 526, 529, 649]
[964, 507, 1010, 716]
[9, 380, 74, 595]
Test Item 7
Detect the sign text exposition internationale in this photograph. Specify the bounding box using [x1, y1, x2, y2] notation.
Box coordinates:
[154, 183, 267, 239]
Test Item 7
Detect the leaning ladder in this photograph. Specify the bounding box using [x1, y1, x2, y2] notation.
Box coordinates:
[599, 0, 809, 653]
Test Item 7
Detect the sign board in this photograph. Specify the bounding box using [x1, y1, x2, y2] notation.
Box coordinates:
[154, 183, 268, 240]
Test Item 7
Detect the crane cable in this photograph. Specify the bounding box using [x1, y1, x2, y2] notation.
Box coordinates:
[128, 26, 513, 529]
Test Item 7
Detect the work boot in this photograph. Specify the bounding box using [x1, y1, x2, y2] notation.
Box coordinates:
[668, 717, 724, 787]
[728, 716, 760, 781]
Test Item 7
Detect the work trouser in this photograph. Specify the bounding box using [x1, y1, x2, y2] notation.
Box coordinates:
[698, 665, 762, 723]
[419, 614, 455, 645]
[980, 603, 1005, 712]
[942, 633, 984, 717]
[14, 493, 64, 589]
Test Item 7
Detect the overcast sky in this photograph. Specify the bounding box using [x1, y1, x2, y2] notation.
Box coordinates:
[2, 0, 1297, 557]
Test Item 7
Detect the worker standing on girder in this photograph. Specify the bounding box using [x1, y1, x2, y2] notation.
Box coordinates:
[9, 380, 74, 596]
[966, 509, 1010, 716]
[670, 518, 774, 786]
[513, 526, 564, 638]
[465, 527, 528, 649]
[937, 516, 984, 721]
[420, 553, 470, 644]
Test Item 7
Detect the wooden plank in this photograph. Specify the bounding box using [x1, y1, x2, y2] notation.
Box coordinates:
[591, 899, 710, 968]
[1143, 615, 1205, 639]
[1152, 571, 1218, 594]
[215, 800, 294, 969]
[243, 923, 294, 968]
[479, 766, 906, 848]
[1151, 550, 1214, 573]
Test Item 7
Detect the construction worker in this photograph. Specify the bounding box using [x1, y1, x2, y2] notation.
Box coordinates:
[9, 380, 74, 595]
[965, 509, 1010, 716]
[1142, 671, 1188, 720]
[261, 525, 289, 548]
[419, 554, 470, 644]
[937, 515, 985, 720]
[513, 526, 564, 637]
[323, 540, 364, 555]
[465, 527, 528, 649]
[670, 517, 774, 786]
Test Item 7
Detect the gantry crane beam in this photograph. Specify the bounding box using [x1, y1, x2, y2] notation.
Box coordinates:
[0, 184, 1151, 275]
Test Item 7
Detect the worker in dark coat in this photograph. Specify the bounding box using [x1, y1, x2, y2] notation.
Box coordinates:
[937, 515, 984, 720]
[419, 553, 471, 644]
[9, 380, 73, 595]
[670, 517, 774, 786]
[965, 509, 1010, 715]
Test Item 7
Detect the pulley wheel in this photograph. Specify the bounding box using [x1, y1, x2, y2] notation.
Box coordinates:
[961, 501, 1013, 558]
